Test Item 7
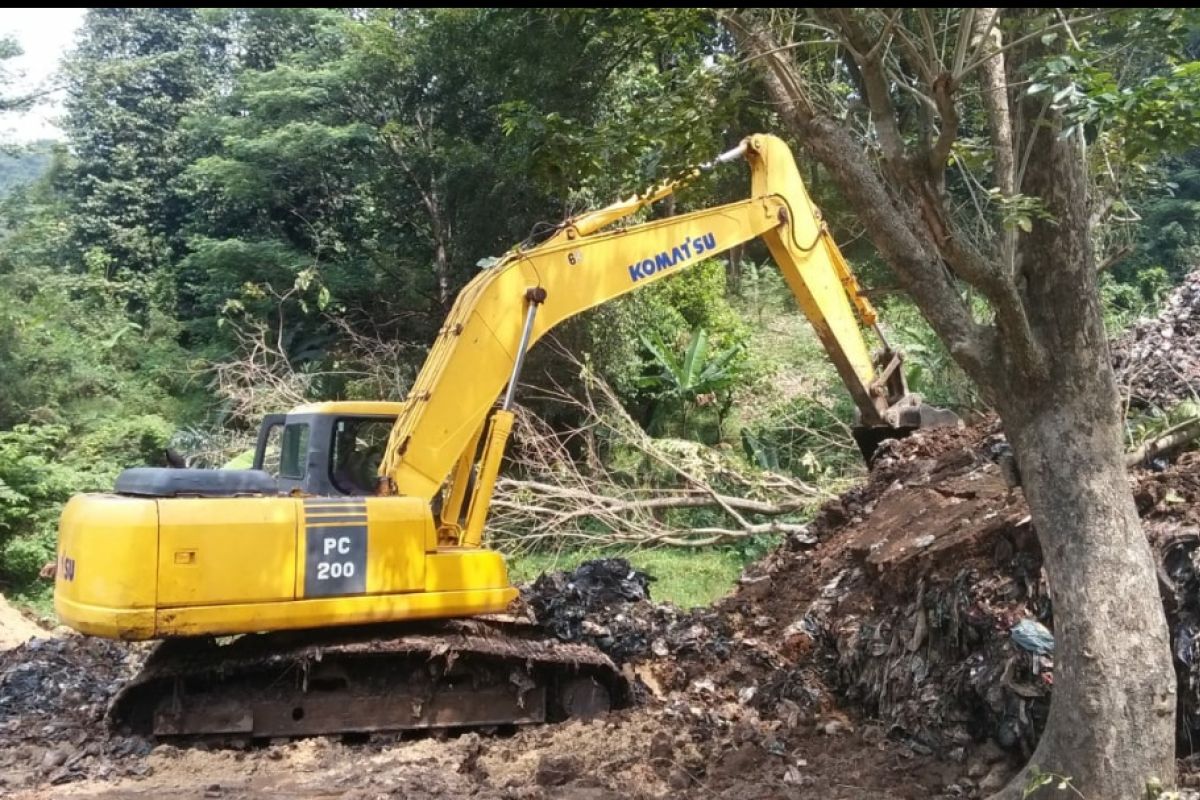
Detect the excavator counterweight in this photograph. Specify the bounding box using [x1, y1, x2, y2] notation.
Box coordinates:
[55, 134, 958, 740]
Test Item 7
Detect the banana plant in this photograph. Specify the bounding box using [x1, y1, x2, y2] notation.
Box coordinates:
[636, 327, 743, 438]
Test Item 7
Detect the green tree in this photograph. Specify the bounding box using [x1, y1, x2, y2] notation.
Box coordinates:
[174, 9, 760, 399]
[1116, 151, 1200, 284]
[62, 8, 219, 309]
[0, 34, 46, 116]
[0, 141, 54, 196]
[0, 155, 187, 593]
[637, 327, 743, 438]
[729, 8, 1199, 797]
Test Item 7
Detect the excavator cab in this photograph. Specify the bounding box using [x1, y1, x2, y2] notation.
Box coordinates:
[105, 402, 403, 501]
[251, 402, 402, 496]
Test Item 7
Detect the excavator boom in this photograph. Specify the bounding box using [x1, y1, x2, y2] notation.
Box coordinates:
[381, 134, 955, 530]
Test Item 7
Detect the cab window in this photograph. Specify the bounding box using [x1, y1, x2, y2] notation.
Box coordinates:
[279, 423, 310, 479]
[258, 423, 284, 476]
[330, 418, 392, 495]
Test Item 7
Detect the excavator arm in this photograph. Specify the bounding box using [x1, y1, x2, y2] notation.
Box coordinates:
[378, 134, 955, 542]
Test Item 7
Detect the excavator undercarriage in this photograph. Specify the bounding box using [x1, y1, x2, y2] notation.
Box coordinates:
[112, 620, 626, 739]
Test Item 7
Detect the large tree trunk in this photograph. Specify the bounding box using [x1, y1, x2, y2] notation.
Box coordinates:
[998, 394, 1174, 798]
[985, 95, 1176, 797]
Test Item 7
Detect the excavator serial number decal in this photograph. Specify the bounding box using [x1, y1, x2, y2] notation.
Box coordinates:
[627, 232, 716, 282]
[305, 526, 367, 596]
[303, 500, 368, 597]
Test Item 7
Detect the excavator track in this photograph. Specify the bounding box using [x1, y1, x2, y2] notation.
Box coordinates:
[109, 619, 626, 739]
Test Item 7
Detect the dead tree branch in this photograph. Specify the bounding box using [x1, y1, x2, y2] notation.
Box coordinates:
[1126, 417, 1200, 468]
[488, 341, 824, 551]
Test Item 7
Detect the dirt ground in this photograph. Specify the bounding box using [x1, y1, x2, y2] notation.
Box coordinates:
[7, 713, 972, 800]
[0, 593, 49, 650]
[2, 603, 975, 800]
[12, 274, 1200, 799]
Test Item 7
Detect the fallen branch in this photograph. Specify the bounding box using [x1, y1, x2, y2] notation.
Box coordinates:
[1125, 416, 1200, 467]
[495, 479, 809, 517]
[488, 338, 824, 551]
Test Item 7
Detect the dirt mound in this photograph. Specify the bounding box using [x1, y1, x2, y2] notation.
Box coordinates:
[0, 594, 50, 650]
[1113, 269, 1200, 407]
[715, 422, 1050, 755]
[685, 420, 1200, 763]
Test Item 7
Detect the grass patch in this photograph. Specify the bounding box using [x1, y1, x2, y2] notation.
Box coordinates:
[506, 544, 768, 609]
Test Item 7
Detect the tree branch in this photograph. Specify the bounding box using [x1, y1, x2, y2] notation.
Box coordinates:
[1125, 417, 1200, 468]
[1097, 244, 1133, 274]
[822, 9, 907, 165]
[973, 9, 1015, 197]
[724, 10, 995, 386]
[956, 12, 1106, 81]
[950, 7, 978, 77]
[916, 9, 943, 73]
[720, 12, 817, 122]
[972, 8, 1018, 276]
[890, 22, 936, 85]
[0, 84, 61, 113]
[939, 234, 1047, 379]
[496, 480, 810, 516]
[928, 71, 959, 180]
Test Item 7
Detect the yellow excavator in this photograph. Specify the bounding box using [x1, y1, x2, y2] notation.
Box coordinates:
[54, 134, 957, 739]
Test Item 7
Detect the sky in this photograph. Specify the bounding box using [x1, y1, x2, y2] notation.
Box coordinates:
[1, 8, 85, 142]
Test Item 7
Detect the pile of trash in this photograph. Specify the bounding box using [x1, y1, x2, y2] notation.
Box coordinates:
[522, 557, 738, 666]
[1113, 269, 1200, 408]
[525, 557, 654, 642]
[1140, 458, 1200, 744]
[0, 637, 133, 722]
[522, 421, 1200, 766]
[0, 636, 150, 789]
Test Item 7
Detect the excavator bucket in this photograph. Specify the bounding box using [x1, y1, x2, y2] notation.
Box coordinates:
[849, 344, 963, 465]
[851, 396, 963, 464]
